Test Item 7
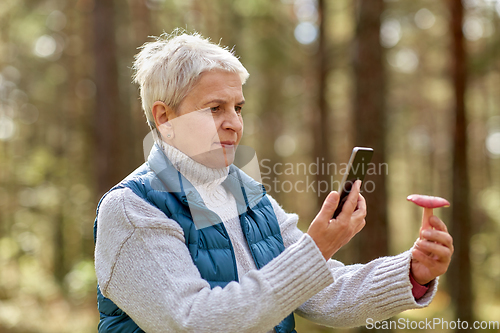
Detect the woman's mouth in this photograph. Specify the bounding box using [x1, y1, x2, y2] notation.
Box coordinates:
[217, 141, 236, 147]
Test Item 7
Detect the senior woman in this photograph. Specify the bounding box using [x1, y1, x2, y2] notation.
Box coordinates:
[94, 31, 453, 333]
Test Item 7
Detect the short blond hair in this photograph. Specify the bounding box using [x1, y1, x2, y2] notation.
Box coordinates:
[132, 29, 249, 129]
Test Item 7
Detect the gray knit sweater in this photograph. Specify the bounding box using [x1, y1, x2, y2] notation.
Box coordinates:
[94, 144, 437, 333]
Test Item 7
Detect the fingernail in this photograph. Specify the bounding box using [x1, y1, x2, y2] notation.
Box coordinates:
[423, 230, 431, 238]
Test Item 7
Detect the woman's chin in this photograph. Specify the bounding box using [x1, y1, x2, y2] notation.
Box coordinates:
[193, 148, 235, 168]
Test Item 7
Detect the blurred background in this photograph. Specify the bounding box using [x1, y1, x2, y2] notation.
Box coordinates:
[1, 0, 499, 332]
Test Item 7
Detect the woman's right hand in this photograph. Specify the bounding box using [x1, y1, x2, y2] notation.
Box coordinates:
[307, 180, 367, 260]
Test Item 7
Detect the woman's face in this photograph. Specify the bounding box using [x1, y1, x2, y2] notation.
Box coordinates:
[158, 70, 245, 168]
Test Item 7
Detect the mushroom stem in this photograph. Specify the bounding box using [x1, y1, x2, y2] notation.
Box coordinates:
[422, 207, 433, 233]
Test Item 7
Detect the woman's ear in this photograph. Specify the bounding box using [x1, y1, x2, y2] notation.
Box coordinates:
[152, 101, 176, 140]
[152, 101, 174, 127]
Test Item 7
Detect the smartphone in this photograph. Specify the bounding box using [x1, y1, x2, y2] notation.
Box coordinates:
[332, 147, 374, 219]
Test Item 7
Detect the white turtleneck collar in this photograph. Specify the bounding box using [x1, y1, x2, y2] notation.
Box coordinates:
[159, 141, 238, 223]
[160, 141, 229, 189]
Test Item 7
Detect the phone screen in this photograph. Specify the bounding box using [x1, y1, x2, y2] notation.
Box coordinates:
[332, 147, 374, 219]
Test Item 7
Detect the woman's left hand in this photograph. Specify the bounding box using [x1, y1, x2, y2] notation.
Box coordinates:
[410, 215, 454, 285]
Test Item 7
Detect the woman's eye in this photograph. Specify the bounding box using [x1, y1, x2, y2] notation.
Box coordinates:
[235, 106, 242, 114]
[210, 106, 220, 113]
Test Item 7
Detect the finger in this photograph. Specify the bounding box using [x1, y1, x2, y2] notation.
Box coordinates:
[415, 239, 452, 262]
[315, 191, 340, 222]
[412, 247, 438, 265]
[428, 216, 448, 232]
[352, 193, 367, 218]
[338, 180, 361, 219]
[414, 239, 433, 256]
[354, 219, 366, 234]
[421, 229, 454, 250]
[412, 245, 445, 264]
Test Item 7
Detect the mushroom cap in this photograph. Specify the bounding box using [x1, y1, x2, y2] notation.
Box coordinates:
[407, 194, 450, 208]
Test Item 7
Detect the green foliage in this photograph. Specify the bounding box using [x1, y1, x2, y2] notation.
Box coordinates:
[65, 260, 97, 303]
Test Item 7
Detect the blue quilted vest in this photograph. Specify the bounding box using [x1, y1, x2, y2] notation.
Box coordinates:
[94, 144, 296, 333]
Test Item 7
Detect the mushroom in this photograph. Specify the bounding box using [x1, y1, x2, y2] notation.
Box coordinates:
[407, 194, 450, 230]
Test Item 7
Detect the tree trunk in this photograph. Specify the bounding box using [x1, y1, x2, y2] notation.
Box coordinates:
[127, 0, 152, 166]
[353, 0, 389, 330]
[353, 0, 388, 260]
[313, 0, 332, 209]
[448, 0, 474, 327]
[92, 0, 123, 197]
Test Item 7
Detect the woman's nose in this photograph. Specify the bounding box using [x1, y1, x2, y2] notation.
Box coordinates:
[222, 109, 242, 132]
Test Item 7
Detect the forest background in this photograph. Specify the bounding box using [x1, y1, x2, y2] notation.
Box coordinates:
[0, 0, 499, 332]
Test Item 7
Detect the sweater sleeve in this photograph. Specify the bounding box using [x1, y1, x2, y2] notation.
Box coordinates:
[268, 195, 439, 328]
[94, 188, 334, 333]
